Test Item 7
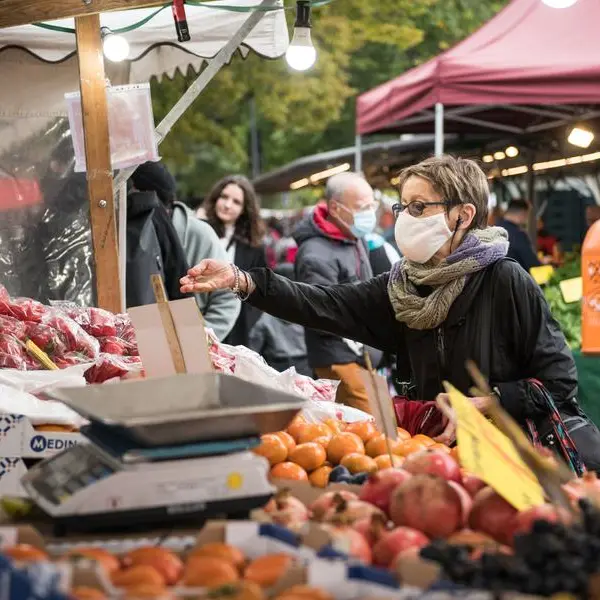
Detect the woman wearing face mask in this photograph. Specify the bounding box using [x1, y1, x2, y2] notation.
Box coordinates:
[184, 156, 600, 472]
[204, 175, 267, 346]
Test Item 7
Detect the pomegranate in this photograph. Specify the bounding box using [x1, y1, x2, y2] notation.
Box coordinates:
[389, 475, 468, 538]
[323, 495, 384, 524]
[263, 489, 309, 530]
[390, 546, 423, 572]
[353, 513, 389, 547]
[310, 490, 358, 521]
[468, 487, 518, 546]
[324, 522, 372, 564]
[403, 450, 461, 483]
[461, 471, 487, 497]
[512, 503, 572, 536]
[372, 526, 429, 568]
[359, 468, 412, 516]
[448, 481, 472, 525]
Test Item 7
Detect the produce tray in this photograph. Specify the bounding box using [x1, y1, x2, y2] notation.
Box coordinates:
[47, 373, 305, 447]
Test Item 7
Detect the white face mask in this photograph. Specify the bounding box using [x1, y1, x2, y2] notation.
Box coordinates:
[395, 210, 453, 263]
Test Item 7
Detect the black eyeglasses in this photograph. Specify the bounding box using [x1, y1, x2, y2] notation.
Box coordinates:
[392, 200, 450, 219]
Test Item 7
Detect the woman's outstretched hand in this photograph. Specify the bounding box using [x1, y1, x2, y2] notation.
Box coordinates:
[180, 259, 235, 294]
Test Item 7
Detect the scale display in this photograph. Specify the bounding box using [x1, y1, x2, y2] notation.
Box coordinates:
[27, 445, 119, 506]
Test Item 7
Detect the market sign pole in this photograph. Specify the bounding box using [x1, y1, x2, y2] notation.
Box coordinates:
[75, 13, 122, 314]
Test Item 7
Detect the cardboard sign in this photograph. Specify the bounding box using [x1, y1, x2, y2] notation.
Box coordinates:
[360, 370, 398, 441]
[445, 383, 544, 510]
[530, 265, 554, 286]
[560, 276, 583, 304]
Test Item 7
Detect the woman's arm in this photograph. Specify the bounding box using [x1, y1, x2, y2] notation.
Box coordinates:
[247, 268, 398, 354]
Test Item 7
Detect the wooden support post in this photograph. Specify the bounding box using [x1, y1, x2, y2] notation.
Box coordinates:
[75, 14, 122, 313]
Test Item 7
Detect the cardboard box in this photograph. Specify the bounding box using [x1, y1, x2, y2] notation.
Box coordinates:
[0, 413, 82, 459]
[0, 458, 30, 498]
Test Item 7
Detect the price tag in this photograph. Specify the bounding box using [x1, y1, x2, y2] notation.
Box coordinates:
[445, 383, 545, 511]
[560, 277, 583, 303]
[530, 265, 555, 286]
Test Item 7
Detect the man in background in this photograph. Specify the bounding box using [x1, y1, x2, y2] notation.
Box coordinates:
[292, 172, 382, 413]
[496, 199, 543, 272]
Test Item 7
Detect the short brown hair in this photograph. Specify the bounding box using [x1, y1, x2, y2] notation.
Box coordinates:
[396, 155, 489, 229]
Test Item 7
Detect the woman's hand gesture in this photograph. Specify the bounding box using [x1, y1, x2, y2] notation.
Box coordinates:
[180, 259, 235, 294]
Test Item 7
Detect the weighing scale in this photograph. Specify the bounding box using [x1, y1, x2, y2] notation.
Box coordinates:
[23, 373, 305, 535]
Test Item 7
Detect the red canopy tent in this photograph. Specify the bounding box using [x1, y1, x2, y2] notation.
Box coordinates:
[356, 0, 600, 152]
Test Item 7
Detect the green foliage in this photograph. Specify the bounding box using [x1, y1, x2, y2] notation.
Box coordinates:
[544, 254, 582, 350]
[152, 0, 508, 198]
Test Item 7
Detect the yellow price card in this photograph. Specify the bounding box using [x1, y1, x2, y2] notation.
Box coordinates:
[559, 277, 582, 304]
[445, 383, 545, 511]
[530, 265, 554, 286]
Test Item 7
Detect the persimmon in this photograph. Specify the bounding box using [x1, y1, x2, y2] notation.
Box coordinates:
[340, 453, 378, 474]
[244, 554, 293, 588]
[397, 427, 411, 441]
[269, 462, 308, 481]
[66, 547, 120, 575]
[207, 582, 266, 600]
[296, 423, 332, 444]
[288, 443, 326, 472]
[286, 416, 307, 440]
[123, 547, 183, 586]
[4, 544, 48, 562]
[253, 434, 288, 466]
[312, 436, 331, 450]
[276, 585, 334, 600]
[122, 583, 175, 599]
[183, 556, 239, 587]
[69, 587, 108, 600]
[274, 431, 296, 454]
[187, 543, 245, 571]
[396, 438, 427, 457]
[364, 434, 402, 458]
[323, 418, 344, 434]
[344, 421, 378, 443]
[412, 434, 436, 447]
[374, 454, 404, 470]
[430, 442, 451, 454]
[450, 446, 461, 464]
[308, 465, 333, 488]
[112, 565, 166, 588]
[326, 432, 365, 464]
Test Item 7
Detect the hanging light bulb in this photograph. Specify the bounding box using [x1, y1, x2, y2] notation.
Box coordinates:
[101, 27, 130, 63]
[285, 1, 317, 72]
[541, 0, 578, 8]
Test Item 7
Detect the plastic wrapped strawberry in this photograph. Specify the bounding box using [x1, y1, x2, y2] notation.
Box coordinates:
[0, 334, 28, 369]
[0, 315, 27, 340]
[42, 312, 99, 359]
[24, 322, 67, 357]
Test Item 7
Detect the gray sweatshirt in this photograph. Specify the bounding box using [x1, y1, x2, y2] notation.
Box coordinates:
[171, 202, 240, 341]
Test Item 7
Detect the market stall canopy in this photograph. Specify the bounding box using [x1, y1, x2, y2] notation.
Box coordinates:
[356, 0, 600, 137]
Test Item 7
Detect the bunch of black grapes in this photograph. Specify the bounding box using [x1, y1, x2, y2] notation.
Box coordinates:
[420, 499, 600, 598]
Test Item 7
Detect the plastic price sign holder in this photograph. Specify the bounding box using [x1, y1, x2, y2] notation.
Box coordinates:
[444, 383, 545, 511]
[530, 265, 555, 286]
[560, 277, 583, 304]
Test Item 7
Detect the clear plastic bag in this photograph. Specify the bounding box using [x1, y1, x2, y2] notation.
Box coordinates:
[85, 353, 143, 384]
[0, 333, 28, 370]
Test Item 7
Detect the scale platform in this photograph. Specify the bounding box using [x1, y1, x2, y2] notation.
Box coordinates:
[23, 375, 305, 535]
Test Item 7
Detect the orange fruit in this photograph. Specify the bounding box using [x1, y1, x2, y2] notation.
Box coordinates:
[70, 588, 108, 600]
[270, 462, 309, 481]
[430, 442, 451, 454]
[188, 543, 245, 571]
[396, 438, 427, 457]
[344, 421, 379, 443]
[123, 547, 183, 586]
[67, 547, 120, 574]
[450, 446, 461, 464]
[123, 583, 175, 599]
[397, 427, 411, 441]
[296, 423, 332, 445]
[274, 431, 296, 454]
[412, 434, 436, 447]
[308, 465, 333, 488]
[312, 436, 331, 450]
[183, 556, 239, 587]
[288, 442, 326, 472]
[244, 554, 293, 588]
[286, 415, 307, 440]
[365, 434, 402, 458]
[253, 434, 288, 466]
[112, 565, 166, 589]
[276, 585, 334, 600]
[374, 454, 404, 470]
[323, 418, 344, 434]
[340, 453, 378, 474]
[4, 544, 48, 562]
[326, 432, 365, 464]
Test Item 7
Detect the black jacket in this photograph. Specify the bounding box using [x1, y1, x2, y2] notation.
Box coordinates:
[497, 218, 541, 272]
[292, 206, 383, 369]
[223, 240, 267, 346]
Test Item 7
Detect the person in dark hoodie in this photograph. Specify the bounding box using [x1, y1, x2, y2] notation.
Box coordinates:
[130, 162, 240, 340]
[126, 171, 189, 307]
[292, 172, 382, 413]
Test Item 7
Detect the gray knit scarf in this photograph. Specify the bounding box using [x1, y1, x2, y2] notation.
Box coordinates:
[388, 227, 509, 330]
